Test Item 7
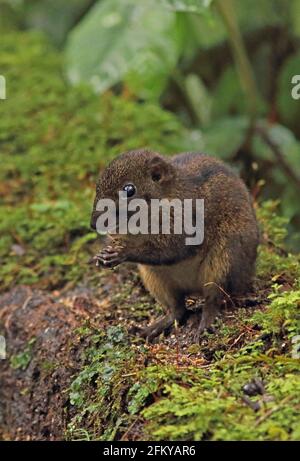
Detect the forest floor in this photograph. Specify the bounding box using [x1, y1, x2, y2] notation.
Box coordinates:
[1, 250, 299, 441]
[0, 264, 267, 440]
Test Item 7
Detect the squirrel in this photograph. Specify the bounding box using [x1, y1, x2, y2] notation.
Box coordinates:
[90, 150, 259, 341]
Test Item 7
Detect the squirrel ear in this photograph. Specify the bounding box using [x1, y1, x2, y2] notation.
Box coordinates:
[148, 155, 174, 183]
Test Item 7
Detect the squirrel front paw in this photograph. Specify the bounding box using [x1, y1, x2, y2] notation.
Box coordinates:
[92, 245, 125, 268]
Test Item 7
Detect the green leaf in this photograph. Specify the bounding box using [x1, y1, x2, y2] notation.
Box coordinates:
[253, 123, 300, 221]
[235, 0, 290, 33]
[213, 66, 266, 118]
[176, 7, 225, 51]
[212, 67, 246, 118]
[159, 0, 213, 14]
[24, 0, 92, 46]
[253, 123, 300, 163]
[202, 116, 248, 159]
[0, 1, 22, 31]
[185, 73, 212, 126]
[291, 0, 300, 37]
[65, 0, 180, 100]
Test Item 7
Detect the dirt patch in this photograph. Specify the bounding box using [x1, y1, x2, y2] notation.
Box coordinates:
[0, 264, 267, 441]
[0, 285, 99, 440]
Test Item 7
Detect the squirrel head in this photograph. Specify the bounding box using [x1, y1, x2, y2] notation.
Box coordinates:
[91, 149, 176, 230]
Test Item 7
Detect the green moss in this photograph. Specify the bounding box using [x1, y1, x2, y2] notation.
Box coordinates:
[252, 286, 300, 338]
[141, 358, 300, 441]
[67, 325, 142, 441]
[68, 290, 300, 441]
[138, 275, 300, 440]
[256, 201, 300, 282]
[10, 337, 36, 370]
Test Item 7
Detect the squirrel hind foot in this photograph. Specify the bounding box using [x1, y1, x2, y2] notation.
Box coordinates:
[193, 305, 220, 343]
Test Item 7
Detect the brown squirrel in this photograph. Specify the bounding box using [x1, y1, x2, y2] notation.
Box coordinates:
[90, 150, 259, 341]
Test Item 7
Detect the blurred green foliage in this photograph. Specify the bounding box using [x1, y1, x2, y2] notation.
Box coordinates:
[0, 31, 199, 291]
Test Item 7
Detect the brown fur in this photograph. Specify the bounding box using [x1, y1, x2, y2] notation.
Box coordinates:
[91, 150, 259, 341]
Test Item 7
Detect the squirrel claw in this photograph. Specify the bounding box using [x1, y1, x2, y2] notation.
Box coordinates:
[92, 247, 125, 268]
[194, 317, 217, 343]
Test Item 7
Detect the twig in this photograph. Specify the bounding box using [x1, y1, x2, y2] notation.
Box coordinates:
[21, 296, 32, 310]
[228, 331, 246, 350]
[120, 416, 141, 441]
[204, 282, 236, 309]
[254, 395, 293, 427]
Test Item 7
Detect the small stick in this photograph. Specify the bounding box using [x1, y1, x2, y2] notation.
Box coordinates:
[254, 395, 293, 427]
[204, 282, 236, 309]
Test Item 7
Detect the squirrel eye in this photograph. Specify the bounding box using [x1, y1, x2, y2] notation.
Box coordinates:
[123, 183, 136, 198]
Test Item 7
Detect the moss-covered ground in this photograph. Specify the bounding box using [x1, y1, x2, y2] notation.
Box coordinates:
[0, 32, 300, 441]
